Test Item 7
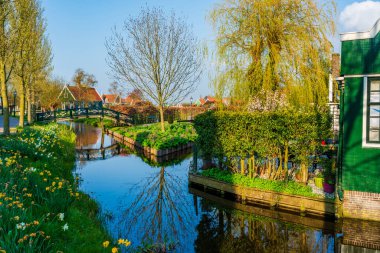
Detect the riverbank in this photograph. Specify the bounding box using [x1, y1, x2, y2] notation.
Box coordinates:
[0, 123, 127, 252]
[190, 172, 336, 217]
[109, 122, 196, 157]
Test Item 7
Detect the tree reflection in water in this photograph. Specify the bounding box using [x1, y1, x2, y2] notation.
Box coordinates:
[195, 199, 335, 253]
[119, 166, 193, 249]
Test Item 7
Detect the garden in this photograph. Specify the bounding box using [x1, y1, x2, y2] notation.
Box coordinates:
[0, 124, 130, 252]
[193, 110, 336, 199]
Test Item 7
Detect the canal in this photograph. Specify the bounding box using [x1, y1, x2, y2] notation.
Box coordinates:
[70, 122, 379, 253]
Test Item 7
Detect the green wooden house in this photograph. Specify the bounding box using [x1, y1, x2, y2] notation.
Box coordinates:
[58, 85, 103, 110]
[339, 18, 380, 220]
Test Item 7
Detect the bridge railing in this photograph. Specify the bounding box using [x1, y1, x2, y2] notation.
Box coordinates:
[36, 108, 134, 125]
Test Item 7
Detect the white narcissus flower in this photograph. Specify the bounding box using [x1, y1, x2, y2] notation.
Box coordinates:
[58, 213, 64, 221]
[62, 223, 69, 231]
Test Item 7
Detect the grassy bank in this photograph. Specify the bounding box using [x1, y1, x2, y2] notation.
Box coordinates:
[201, 168, 321, 198]
[0, 123, 129, 252]
[112, 122, 197, 149]
[73, 117, 115, 128]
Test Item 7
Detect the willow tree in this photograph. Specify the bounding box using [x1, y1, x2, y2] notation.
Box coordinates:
[14, 0, 51, 127]
[211, 0, 335, 108]
[106, 7, 202, 131]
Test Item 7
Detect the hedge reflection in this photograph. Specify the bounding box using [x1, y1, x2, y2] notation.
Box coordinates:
[195, 199, 334, 253]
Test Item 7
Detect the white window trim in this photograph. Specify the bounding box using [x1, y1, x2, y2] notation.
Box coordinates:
[362, 76, 380, 148]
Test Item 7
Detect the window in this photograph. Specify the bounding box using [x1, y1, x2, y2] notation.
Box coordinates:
[367, 79, 380, 143]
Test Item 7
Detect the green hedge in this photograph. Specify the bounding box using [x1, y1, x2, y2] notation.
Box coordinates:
[112, 122, 197, 149]
[194, 110, 331, 180]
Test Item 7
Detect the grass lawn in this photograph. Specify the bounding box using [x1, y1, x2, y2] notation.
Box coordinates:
[200, 168, 322, 199]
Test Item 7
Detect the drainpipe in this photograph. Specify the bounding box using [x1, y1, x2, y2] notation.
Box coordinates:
[337, 77, 345, 201]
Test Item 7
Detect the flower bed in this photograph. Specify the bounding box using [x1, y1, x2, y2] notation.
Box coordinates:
[111, 122, 197, 150]
[0, 124, 129, 252]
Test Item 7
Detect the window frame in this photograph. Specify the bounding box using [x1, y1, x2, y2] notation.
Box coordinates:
[366, 78, 380, 144]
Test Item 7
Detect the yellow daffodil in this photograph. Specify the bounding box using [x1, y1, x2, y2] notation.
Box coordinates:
[103, 241, 110, 248]
[112, 247, 118, 253]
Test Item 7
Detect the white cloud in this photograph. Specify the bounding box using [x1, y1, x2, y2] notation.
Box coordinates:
[339, 1, 380, 32]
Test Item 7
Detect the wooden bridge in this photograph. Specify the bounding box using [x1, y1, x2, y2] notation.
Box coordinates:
[76, 143, 121, 160]
[36, 108, 134, 125]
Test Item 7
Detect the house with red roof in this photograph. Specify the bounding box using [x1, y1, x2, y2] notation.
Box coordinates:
[195, 96, 231, 107]
[102, 94, 121, 105]
[58, 85, 103, 109]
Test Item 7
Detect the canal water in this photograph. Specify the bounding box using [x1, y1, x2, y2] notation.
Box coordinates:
[70, 122, 378, 253]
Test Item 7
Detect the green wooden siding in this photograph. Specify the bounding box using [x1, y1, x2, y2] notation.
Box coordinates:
[342, 78, 380, 193]
[341, 32, 380, 75]
[341, 32, 380, 193]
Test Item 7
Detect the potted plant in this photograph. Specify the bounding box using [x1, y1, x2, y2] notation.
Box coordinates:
[319, 158, 336, 193]
[323, 176, 335, 193]
[314, 172, 324, 189]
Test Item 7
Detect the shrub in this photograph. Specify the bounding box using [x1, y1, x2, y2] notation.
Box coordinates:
[194, 110, 332, 181]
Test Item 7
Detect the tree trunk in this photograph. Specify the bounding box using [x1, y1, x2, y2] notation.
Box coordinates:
[1, 66, 10, 135]
[240, 158, 245, 175]
[300, 162, 308, 184]
[284, 142, 289, 180]
[159, 105, 165, 131]
[27, 89, 32, 124]
[19, 85, 25, 128]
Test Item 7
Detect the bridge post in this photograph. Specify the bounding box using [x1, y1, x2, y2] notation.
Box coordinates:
[70, 109, 73, 119]
[192, 144, 198, 172]
[101, 108, 104, 117]
[54, 110, 56, 121]
[116, 112, 120, 126]
[86, 108, 89, 118]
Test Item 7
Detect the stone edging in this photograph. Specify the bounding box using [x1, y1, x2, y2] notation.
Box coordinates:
[106, 129, 193, 157]
[189, 173, 337, 217]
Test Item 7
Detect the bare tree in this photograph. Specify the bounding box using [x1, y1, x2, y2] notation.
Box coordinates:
[106, 7, 202, 131]
[72, 68, 97, 88]
[108, 81, 125, 98]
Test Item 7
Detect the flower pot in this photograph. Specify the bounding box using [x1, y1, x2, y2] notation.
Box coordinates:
[314, 177, 324, 189]
[323, 182, 335, 194]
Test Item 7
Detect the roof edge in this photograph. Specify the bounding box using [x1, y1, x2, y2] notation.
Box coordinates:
[340, 18, 380, 41]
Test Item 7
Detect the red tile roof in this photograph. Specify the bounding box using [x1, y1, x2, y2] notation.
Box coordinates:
[103, 94, 119, 103]
[121, 94, 141, 105]
[67, 86, 102, 102]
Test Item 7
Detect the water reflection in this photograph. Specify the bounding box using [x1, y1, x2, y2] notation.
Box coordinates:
[120, 166, 192, 248]
[195, 198, 335, 253]
[68, 121, 115, 149]
[72, 122, 380, 253]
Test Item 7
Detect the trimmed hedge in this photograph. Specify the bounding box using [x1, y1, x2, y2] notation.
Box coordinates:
[194, 110, 331, 180]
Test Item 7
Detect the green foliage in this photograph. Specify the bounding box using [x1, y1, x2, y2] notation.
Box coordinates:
[0, 123, 112, 252]
[201, 168, 319, 198]
[194, 110, 331, 162]
[210, 0, 335, 108]
[112, 122, 197, 150]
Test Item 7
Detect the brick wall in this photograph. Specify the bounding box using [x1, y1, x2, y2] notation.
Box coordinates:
[343, 191, 380, 221]
[342, 218, 380, 250]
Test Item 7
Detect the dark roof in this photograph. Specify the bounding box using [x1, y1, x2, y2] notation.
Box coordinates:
[67, 86, 102, 102]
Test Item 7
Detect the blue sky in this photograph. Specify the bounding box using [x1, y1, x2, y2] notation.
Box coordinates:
[42, 0, 380, 100]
